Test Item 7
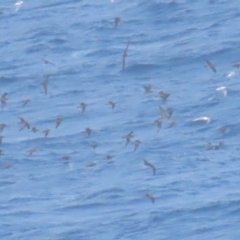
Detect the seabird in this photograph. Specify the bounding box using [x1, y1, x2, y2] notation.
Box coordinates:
[144, 159, 156, 175]
[31, 127, 39, 133]
[205, 60, 216, 73]
[85, 128, 93, 136]
[90, 142, 98, 149]
[108, 101, 116, 109]
[78, 102, 87, 113]
[41, 58, 55, 66]
[168, 120, 177, 128]
[114, 17, 121, 27]
[153, 118, 162, 132]
[159, 91, 170, 103]
[133, 139, 141, 151]
[145, 194, 155, 204]
[28, 147, 38, 156]
[143, 85, 153, 94]
[105, 155, 115, 160]
[41, 77, 49, 95]
[123, 131, 133, 146]
[0, 93, 7, 110]
[61, 155, 70, 161]
[232, 63, 240, 68]
[22, 98, 30, 106]
[86, 162, 96, 167]
[122, 39, 130, 70]
[19, 117, 30, 131]
[42, 129, 50, 137]
[0, 124, 6, 132]
[55, 118, 63, 128]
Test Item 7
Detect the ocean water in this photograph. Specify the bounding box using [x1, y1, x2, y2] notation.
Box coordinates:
[1, 0, 240, 239]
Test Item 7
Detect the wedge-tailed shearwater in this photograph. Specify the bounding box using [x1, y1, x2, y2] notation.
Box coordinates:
[55, 118, 63, 128]
[108, 101, 116, 109]
[0, 93, 7, 110]
[22, 98, 30, 106]
[42, 129, 50, 137]
[41, 58, 55, 66]
[31, 127, 39, 133]
[153, 118, 162, 132]
[28, 147, 38, 156]
[19, 117, 30, 131]
[122, 39, 130, 70]
[143, 85, 153, 94]
[205, 60, 216, 73]
[159, 91, 170, 103]
[232, 63, 240, 68]
[123, 131, 133, 146]
[168, 120, 177, 128]
[114, 17, 121, 27]
[41, 77, 49, 95]
[0, 124, 6, 132]
[144, 159, 156, 175]
[85, 128, 93, 136]
[159, 106, 173, 119]
[78, 102, 87, 113]
[133, 140, 141, 151]
[145, 194, 155, 204]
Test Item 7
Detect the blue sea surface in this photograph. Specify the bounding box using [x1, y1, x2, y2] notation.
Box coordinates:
[1, 0, 240, 239]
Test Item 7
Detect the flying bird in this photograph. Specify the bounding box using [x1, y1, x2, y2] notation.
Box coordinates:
[0, 135, 3, 144]
[22, 98, 30, 106]
[55, 118, 63, 128]
[122, 39, 130, 70]
[90, 142, 98, 149]
[31, 127, 39, 133]
[108, 101, 116, 109]
[19, 117, 30, 131]
[41, 58, 55, 66]
[0, 150, 4, 157]
[114, 17, 121, 27]
[218, 127, 227, 134]
[86, 162, 96, 167]
[133, 140, 141, 151]
[143, 85, 153, 94]
[42, 129, 50, 137]
[61, 155, 70, 161]
[153, 118, 162, 132]
[41, 77, 49, 95]
[159, 91, 170, 103]
[166, 108, 173, 118]
[85, 128, 93, 136]
[232, 63, 240, 68]
[0, 124, 6, 132]
[0, 93, 7, 110]
[78, 102, 87, 113]
[144, 159, 156, 175]
[205, 60, 216, 73]
[28, 147, 38, 156]
[123, 131, 133, 146]
[168, 120, 177, 128]
[105, 155, 115, 160]
[145, 194, 155, 204]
